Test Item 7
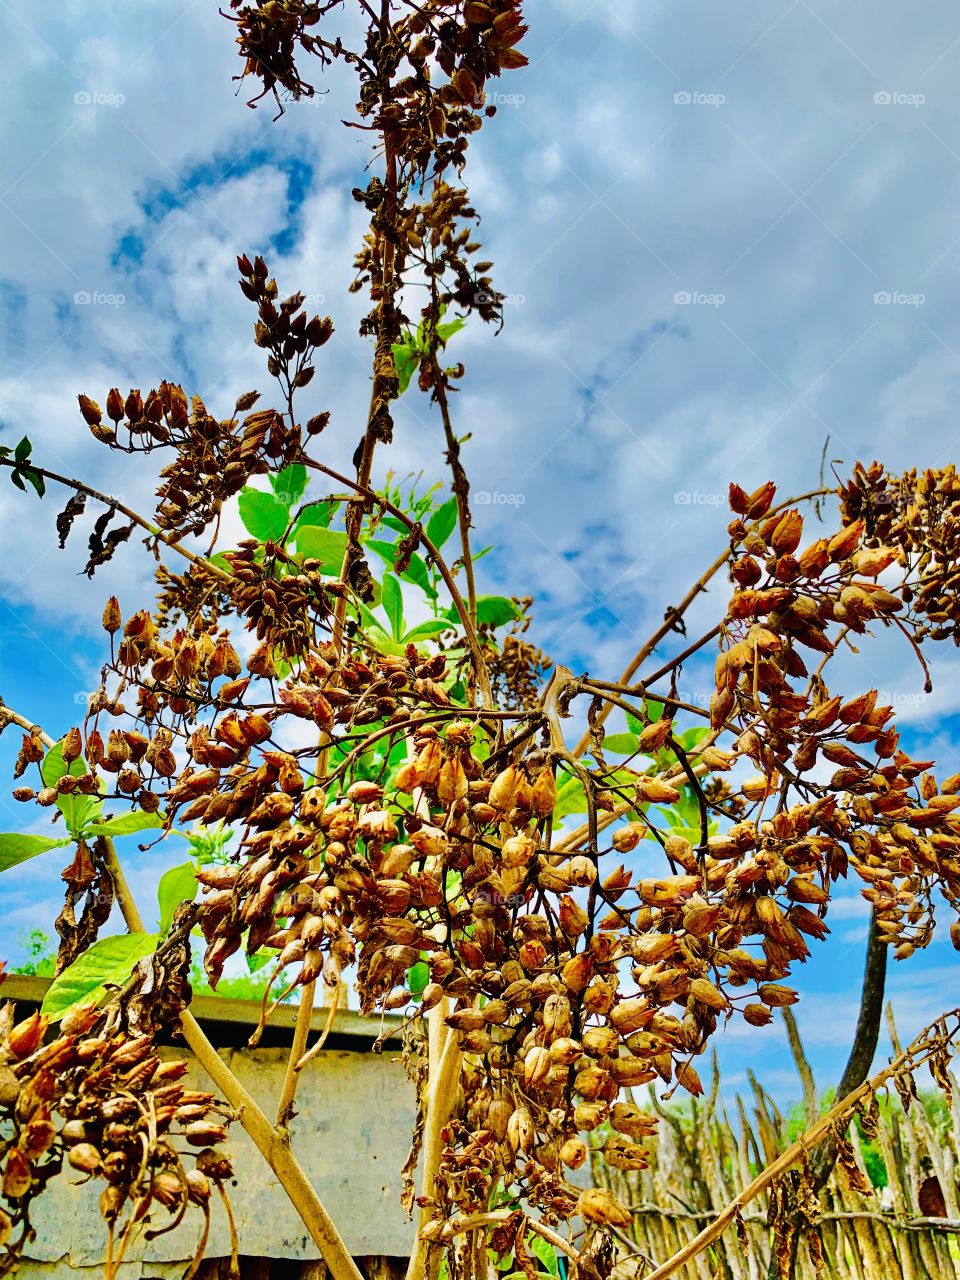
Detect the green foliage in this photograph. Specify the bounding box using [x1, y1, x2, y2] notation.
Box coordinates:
[41, 933, 159, 1022]
[239, 487, 291, 541]
[0, 831, 71, 873]
[390, 306, 466, 396]
[15, 930, 56, 978]
[157, 861, 198, 933]
[0, 435, 44, 497]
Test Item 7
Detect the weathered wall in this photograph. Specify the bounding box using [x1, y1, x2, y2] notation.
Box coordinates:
[19, 1040, 418, 1277]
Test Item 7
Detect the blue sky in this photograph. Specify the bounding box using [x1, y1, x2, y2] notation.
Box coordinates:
[3, 0, 960, 1101]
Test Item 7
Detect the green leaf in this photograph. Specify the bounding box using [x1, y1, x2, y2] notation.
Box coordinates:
[296, 500, 337, 531]
[625, 710, 643, 735]
[157, 861, 197, 933]
[41, 740, 98, 835]
[554, 775, 588, 818]
[603, 732, 640, 756]
[14, 436, 31, 463]
[238, 488, 290, 542]
[400, 553, 437, 600]
[381, 573, 405, 641]
[296, 526, 348, 574]
[645, 697, 664, 722]
[402, 618, 453, 643]
[475, 595, 521, 628]
[426, 496, 459, 549]
[407, 960, 429, 999]
[392, 342, 419, 396]
[41, 933, 160, 1023]
[41, 740, 84, 790]
[270, 463, 307, 504]
[88, 810, 165, 838]
[20, 467, 44, 498]
[529, 1235, 560, 1278]
[246, 949, 273, 973]
[0, 832, 71, 874]
[436, 315, 466, 345]
[367, 539, 399, 568]
[380, 516, 409, 536]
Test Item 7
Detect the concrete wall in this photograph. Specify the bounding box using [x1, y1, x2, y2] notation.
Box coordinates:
[18, 1037, 419, 1277]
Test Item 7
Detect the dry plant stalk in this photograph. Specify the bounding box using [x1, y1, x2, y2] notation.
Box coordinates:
[2, 3, 960, 1279]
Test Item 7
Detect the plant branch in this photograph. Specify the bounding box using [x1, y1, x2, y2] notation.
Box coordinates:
[0, 459, 231, 580]
[100, 833, 364, 1280]
[643, 993, 948, 1280]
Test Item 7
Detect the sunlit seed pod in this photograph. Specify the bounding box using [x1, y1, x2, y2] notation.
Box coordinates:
[548, 1037, 582, 1067]
[577, 1187, 633, 1228]
[438, 758, 468, 805]
[420, 983, 444, 1012]
[481, 999, 510, 1026]
[635, 777, 681, 804]
[536, 862, 569, 893]
[503, 979, 534, 1009]
[488, 765, 524, 812]
[558, 895, 589, 937]
[185, 1169, 212, 1204]
[185, 1121, 229, 1147]
[357, 809, 398, 842]
[609, 998, 653, 1036]
[153, 1171, 184, 1209]
[501, 833, 537, 868]
[612, 822, 644, 853]
[688, 978, 727, 1011]
[21, 1116, 56, 1160]
[564, 856, 597, 887]
[757, 983, 798, 1008]
[574, 1100, 608, 1132]
[523, 1045, 552, 1086]
[575, 1065, 615, 1101]
[408, 825, 448, 858]
[582, 1025, 619, 1058]
[674, 1061, 704, 1096]
[529, 768, 557, 818]
[561, 953, 594, 993]
[518, 940, 548, 971]
[7, 1012, 46, 1060]
[582, 978, 617, 1016]
[0, 1066, 19, 1107]
[0, 1208, 12, 1248]
[605, 1133, 648, 1171]
[67, 1143, 103, 1175]
[742, 1002, 773, 1027]
[444, 1008, 486, 1033]
[610, 1058, 658, 1087]
[611, 1102, 658, 1139]
[506, 1105, 534, 1152]
[559, 1136, 587, 1169]
[347, 780, 382, 805]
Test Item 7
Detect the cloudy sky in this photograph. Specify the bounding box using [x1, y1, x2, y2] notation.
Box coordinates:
[2, 0, 960, 1100]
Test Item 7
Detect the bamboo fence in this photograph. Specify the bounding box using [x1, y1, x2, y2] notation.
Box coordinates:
[594, 1005, 960, 1280]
